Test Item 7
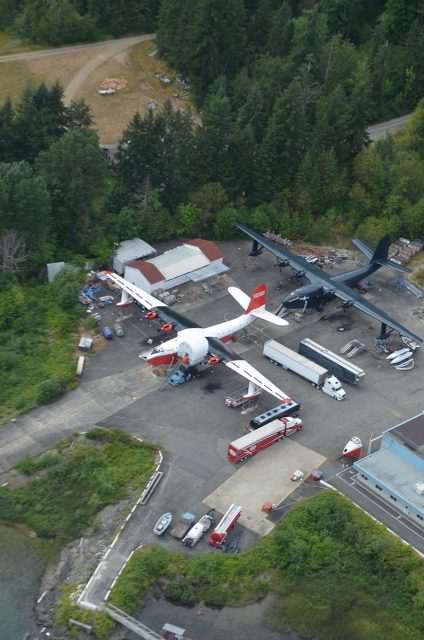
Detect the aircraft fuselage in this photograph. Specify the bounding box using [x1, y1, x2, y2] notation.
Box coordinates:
[283, 262, 380, 310]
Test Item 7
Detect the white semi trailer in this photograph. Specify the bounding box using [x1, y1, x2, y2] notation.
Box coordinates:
[263, 340, 346, 400]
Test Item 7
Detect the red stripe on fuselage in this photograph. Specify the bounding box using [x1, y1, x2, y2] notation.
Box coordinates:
[147, 353, 178, 366]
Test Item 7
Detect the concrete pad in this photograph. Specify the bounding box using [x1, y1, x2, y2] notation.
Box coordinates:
[203, 440, 326, 536]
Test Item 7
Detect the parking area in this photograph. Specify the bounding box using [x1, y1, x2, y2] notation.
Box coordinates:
[90, 237, 424, 548]
[75, 239, 423, 588]
[204, 440, 326, 536]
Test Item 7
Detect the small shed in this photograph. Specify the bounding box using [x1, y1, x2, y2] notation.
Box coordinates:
[112, 238, 156, 275]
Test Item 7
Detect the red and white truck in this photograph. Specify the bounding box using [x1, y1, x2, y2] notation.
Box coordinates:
[227, 416, 303, 464]
[208, 504, 242, 548]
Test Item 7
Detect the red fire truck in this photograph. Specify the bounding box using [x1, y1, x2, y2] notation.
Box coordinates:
[208, 503, 242, 548]
[227, 416, 303, 464]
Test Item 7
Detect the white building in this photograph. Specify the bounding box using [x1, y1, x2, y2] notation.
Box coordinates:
[124, 239, 228, 293]
[112, 238, 156, 275]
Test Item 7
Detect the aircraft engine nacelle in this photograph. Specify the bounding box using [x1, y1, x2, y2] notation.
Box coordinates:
[177, 329, 209, 366]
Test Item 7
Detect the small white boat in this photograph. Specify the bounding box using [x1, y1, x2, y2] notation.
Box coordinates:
[153, 512, 172, 535]
[390, 350, 413, 366]
[394, 358, 415, 371]
[343, 436, 362, 458]
[401, 336, 420, 351]
[386, 348, 411, 361]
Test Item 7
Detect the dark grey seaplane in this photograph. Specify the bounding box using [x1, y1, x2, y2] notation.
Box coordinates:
[237, 223, 422, 344]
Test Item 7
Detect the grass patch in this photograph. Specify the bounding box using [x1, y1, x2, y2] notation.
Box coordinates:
[0, 428, 157, 541]
[56, 584, 115, 639]
[412, 267, 424, 289]
[0, 59, 42, 103]
[0, 275, 82, 423]
[109, 491, 424, 640]
[0, 32, 43, 56]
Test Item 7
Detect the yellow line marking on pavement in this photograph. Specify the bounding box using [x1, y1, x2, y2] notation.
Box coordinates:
[0, 367, 160, 451]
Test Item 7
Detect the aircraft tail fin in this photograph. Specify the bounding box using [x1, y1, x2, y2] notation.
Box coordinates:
[354, 236, 411, 274]
[371, 235, 391, 262]
[228, 284, 288, 326]
[245, 283, 267, 314]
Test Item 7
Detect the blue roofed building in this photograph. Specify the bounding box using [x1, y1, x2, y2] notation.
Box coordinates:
[353, 412, 424, 528]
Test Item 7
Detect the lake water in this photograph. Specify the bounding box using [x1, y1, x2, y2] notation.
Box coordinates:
[0, 523, 44, 640]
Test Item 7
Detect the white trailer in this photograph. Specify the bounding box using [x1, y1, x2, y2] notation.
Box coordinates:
[263, 340, 346, 400]
[299, 338, 365, 384]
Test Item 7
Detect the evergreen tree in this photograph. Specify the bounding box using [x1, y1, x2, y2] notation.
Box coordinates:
[345, 58, 372, 160]
[88, 0, 158, 37]
[0, 0, 22, 29]
[17, 0, 92, 45]
[0, 97, 16, 163]
[66, 99, 93, 128]
[294, 148, 346, 216]
[13, 82, 68, 162]
[159, 0, 247, 101]
[195, 93, 234, 191]
[188, 182, 229, 236]
[157, 102, 196, 207]
[288, 6, 328, 82]
[116, 102, 195, 208]
[36, 127, 106, 251]
[228, 123, 257, 198]
[313, 85, 351, 163]
[248, 0, 274, 53]
[267, 0, 292, 57]
[254, 79, 310, 201]
[0, 161, 51, 264]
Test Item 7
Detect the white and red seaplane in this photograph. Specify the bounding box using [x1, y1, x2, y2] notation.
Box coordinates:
[105, 272, 292, 403]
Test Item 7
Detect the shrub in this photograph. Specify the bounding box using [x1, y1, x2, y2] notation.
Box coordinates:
[202, 585, 228, 607]
[83, 316, 98, 330]
[36, 377, 64, 405]
[165, 581, 196, 606]
[92, 612, 116, 639]
[16, 451, 59, 475]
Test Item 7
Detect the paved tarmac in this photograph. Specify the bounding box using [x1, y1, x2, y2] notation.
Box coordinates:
[1, 238, 424, 639]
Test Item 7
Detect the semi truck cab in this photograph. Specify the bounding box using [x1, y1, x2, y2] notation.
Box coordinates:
[322, 375, 346, 400]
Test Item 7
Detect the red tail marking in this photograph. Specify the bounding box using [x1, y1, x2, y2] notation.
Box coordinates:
[245, 284, 266, 314]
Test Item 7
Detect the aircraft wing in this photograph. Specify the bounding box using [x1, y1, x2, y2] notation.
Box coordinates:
[105, 271, 166, 310]
[333, 285, 423, 343]
[225, 359, 292, 403]
[105, 271, 196, 331]
[206, 336, 292, 402]
[237, 224, 422, 343]
[237, 223, 324, 283]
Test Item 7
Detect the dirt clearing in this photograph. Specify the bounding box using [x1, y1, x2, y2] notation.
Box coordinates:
[0, 34, 193, 145]
[76, 40, 193, 145]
